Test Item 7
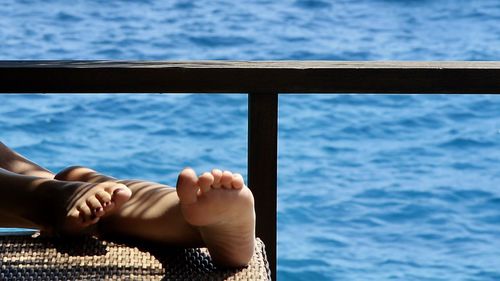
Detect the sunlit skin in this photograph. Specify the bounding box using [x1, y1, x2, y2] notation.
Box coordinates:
[0, 142, 132, 234]
[0, 142, 256, 267]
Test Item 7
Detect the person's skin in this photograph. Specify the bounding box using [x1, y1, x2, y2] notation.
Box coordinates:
[0, 167, 131, 234]
[0, 142, 132, 234]
[0, 142, 256, 267]
[0, 141, 54, 179]
[55, 166, 256, 267]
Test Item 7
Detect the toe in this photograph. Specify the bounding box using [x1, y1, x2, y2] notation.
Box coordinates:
[103, 201, 115, 213]
[177, 168, 199, 205]
[78, 204, 93, 222]
[101, 182, 131, 208]
[95, 190, 112, 210]
[198, 172, 214, 193]
[211, 169, 223, 188]
[95, 190, 111, 202]
[67, 209, 81, 223]
[109, 184, 132, 207]
[232, 173, 244, 189]
[86, 197, 105, 217]
[221, 171, 233, 189]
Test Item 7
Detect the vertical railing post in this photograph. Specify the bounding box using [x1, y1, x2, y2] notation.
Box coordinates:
[248, 93, 278, 280]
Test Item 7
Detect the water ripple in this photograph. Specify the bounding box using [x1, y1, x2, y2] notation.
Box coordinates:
[1, 0, 500, 279]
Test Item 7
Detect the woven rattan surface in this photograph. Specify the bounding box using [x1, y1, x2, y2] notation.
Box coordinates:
[0, 235, 270, 280]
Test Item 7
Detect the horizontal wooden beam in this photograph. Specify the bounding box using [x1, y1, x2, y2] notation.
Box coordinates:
[1, 61, 500, 93]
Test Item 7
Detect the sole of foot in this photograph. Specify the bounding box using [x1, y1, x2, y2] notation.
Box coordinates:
[176, 168, 256, 267]
[43, 180, 132, 235]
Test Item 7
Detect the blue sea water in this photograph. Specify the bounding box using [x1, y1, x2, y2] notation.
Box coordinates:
[1, 1, 500, 280]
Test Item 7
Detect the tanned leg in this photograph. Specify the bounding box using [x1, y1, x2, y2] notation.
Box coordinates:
[55, 166, 256, 267]
[0, 141, 55, 179]
[0, 141, 55, 225]
[0, 141, 131, 228]
[0, 167, 132, 235]
[56, 166, 202, 243]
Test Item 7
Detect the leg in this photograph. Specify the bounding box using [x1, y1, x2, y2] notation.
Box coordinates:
[0, 141, 54, 224]
[0, 141, 54, 179]
[0, 167, 132, 234]
[56, 166, 203, 243]
[55, 166, 256, 267]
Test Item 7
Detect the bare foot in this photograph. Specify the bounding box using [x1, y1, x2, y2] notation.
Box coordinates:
[177, 168, 255, 267]
[35, 179, 132, 235]
[54, 166, 256, 267]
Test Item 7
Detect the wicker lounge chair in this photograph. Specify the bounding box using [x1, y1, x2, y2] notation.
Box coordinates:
[0, 231, 271, 280]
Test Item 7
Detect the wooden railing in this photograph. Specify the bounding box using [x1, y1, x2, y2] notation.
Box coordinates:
[2, 61, 500, 280]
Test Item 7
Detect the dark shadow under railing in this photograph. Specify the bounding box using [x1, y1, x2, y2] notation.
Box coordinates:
[2, 60, 500, 280]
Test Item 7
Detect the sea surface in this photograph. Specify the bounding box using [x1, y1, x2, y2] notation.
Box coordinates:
[1, 1, 500, 280]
